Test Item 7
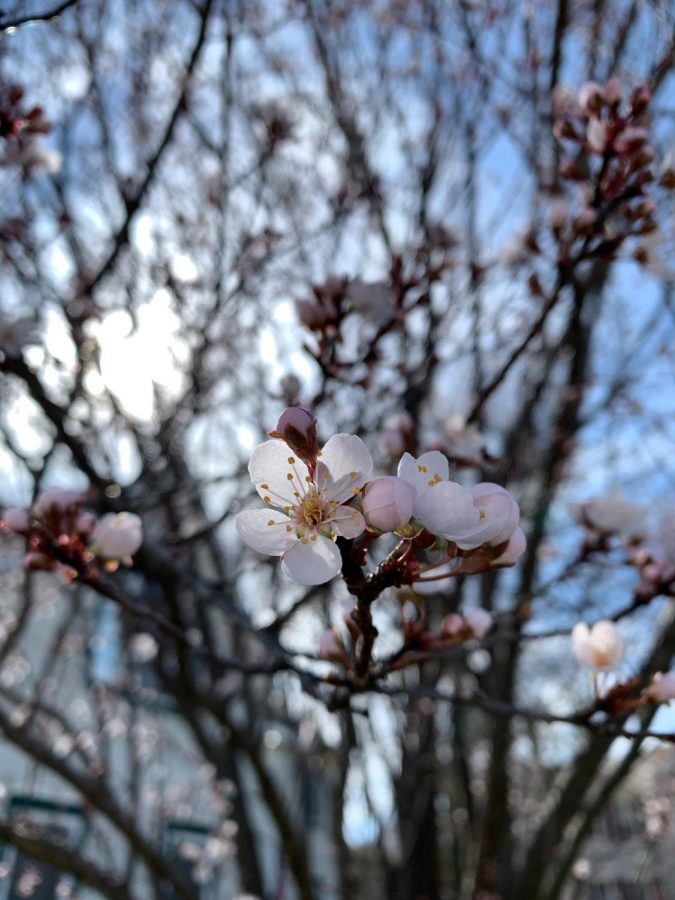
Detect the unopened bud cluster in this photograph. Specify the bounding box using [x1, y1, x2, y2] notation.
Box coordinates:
[552, 80, 666, 261]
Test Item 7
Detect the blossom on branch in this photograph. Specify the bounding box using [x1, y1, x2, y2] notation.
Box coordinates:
[579, 491, 649, 540]
[90, 512, 143, 560]
[571, 620, 624, 672]
[645, 671, 675, 703]
[236, 431, 373, 585]
[397, 452, 521, 550]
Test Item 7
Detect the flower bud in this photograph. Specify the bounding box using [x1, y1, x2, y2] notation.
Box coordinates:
[2, 508, 30, 532]
[464, 608, 493, 639]
[91, 512, 143, 560]
[604, 78, 623, 106]
[631, 86, 651, 115]
[614, 126, 649, 155]
[362, 476, 415, 532]
[268, 407, 319, 463]
[586, 119, 608, 153]
[578, 81, 603, 114]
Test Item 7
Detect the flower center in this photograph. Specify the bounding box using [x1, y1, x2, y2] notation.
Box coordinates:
[295, 487, 327, 527]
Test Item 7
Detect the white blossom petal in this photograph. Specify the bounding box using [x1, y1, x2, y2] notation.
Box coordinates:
[397, 451, 450, 511]
[248, 439, 310, 508]
[236, 509, 297, 556]
[331, 506, 366, 539]
[316, 434, 373, 503]
[281, 535, 342, 585]
[320, 435, 372, 484]
[415, 481, 480, 537]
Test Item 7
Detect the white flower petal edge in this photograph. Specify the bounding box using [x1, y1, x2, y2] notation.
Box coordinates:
[281, 535, 342, 585]
[236, 509, 297, 556]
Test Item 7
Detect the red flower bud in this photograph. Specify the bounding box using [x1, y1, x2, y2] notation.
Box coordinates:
[268, 407, 319, 463]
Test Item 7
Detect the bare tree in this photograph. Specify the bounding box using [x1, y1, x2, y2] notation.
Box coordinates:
[0, 2, 675, 898]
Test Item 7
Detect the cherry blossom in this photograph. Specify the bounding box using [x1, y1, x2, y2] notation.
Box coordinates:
[362, 476, 415, 532]
[646, 671, 675, 703]
[571, 620, 624, 671]
[397, 452, 521, 549]
[464, 608, 493, 639]
[90, 512, 143, 560]
[236, 433, 373, 585]
[580, 492, 649, 539]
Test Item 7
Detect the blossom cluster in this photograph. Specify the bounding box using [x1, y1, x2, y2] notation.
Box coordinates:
[552, 79, 663, 257]
[1, 489, 142, 579]
[297, 275, 396, 333]
[236, 408, 525, 586]
[0, 83, 61, 175]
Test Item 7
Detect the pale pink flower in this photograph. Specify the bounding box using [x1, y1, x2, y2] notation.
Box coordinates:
[492, 526, 527, 566]
[236, 434, 373, 585]
[571, 620, 624, 671]
[648, 671, 675, 703]
[91, 513, 143, 559]
[581, 492, 648, 539]
[362, 476, 415, 532]
[398, 451, 521, 549]
[464, 608, 493, 639]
